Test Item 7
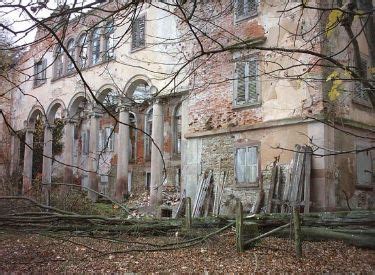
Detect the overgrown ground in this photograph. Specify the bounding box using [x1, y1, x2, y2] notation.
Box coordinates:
[0, 230, 374, 273]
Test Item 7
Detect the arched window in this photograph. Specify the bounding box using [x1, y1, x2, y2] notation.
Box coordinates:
[104, 21, 114, 60]
[91, 28, 101, 65]
[129, 112, 136, 161]
[54, 45, 64, 78]
[66, 38, 75, 73]
[77, 34, 88, 68]
[145, 108, 153, 160]
[174, 104, 182, 155]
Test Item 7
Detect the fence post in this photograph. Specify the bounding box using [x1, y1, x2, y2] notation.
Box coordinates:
[293, 206, 302, 258]
[236, 199, 244, 252]
[185, 197, 192, 229]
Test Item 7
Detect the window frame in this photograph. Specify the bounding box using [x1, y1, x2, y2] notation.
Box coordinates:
[233, 54, 261, 108]
[77, 33, 89, 69]
[91, 28, 102, 65]
[131, 15, 146, 51]
[33, 58, 47, 87]
[352, 55, 373, 108]
[234, 141, 260, 187]
[53, 45, 64, 79]
[234, 0, 259, 22]
[104, 21, 115, 60]
[66, 38, 75, 74]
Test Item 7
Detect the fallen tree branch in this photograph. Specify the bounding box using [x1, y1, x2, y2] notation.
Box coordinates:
[244, 223, 291, 249]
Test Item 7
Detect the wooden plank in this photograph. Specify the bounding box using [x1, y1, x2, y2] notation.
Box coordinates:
[304, 146, 312, 214]
[281, 163, 292, 213]
[266, 165, 278, 213]
[217, 171, 227, 216]
[290, 145, 305, 205]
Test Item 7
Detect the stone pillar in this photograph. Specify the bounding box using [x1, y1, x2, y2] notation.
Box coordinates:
[63, 120, 75, 185]
[42, 125, 53, 202]
[88, 112, 99, 201]
[150, 100, 164, 207]
[22, 128, 34, 195]
[115, 106, 130, 201]
[10, 133, 20, 176]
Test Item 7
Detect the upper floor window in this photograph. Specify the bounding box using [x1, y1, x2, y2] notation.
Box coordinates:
[131, 15, 145, 51]
[99, 126, 115, 152]
[78, 33, 88, 68]
[353, 57, 372, 107]
[91, 28, 101, 65]
[66, 38, 75, 73]
[54, 45, 64, 78]
[174, 103, 182, 155]
[34, 59, 47, 87]
[233, 56, 260, 107]
[235, 0, 258, 21]
[235, 145, 259, 185]
[104, 21, 115, 60]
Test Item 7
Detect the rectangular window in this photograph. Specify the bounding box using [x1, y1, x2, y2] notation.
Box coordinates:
[131, 15, 146, 51]
[33, 59, 47, 87]
[235, 146, 259, 184]
[356, 145, 374, 186]
[234, 57, 259, 106]
[235, 0, 258, 21]
[353, 57, 371, 106]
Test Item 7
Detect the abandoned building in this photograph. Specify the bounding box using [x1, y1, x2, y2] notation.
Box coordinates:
[1, 0, 374, 215]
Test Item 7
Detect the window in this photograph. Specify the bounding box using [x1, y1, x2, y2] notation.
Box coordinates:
[145, 108, 153, 160]
[235, 0, 258, 21]
[131, 15, 146, 50]
[233, 57, 260, 106]
[54, 45, 64, 78]
[353, 57, 372, 106]
[235, 146, 259, 184]
[34, 59, 47, 87]
[77, 34, 88, 68]
[356, 145, 374, 186]
[91, 28, 101, 65]
[66, 38, 75, 73]
[174, 104, 182, 155]
[104, 21, 115, 60]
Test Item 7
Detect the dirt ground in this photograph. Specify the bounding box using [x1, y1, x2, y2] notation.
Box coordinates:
[0, 230, 374, 273]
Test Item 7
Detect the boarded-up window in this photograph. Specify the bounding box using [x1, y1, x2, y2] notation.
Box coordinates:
[131, 15, 145, 50]
[356, 146, 374, 186]
[234, 58, 259, 106]
[34, 59, 47, 87]
[235, 146, 258, 184]
[235, 0, 258, 20]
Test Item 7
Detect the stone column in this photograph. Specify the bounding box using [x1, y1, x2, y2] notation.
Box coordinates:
[88, 112, 99, 201]
[115, 105, 130, 201]
[150, 99, 164, 207]
[63, 120, 75, 185]
[42, 125, 53, 203]
[10, 133, 20, 176]
[22, 128, 34, 195]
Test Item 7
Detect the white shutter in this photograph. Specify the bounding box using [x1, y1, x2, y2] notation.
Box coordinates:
[236, 148, 246, 183]
[247, 59, 258, 103]
[246, 147, 258, 183]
